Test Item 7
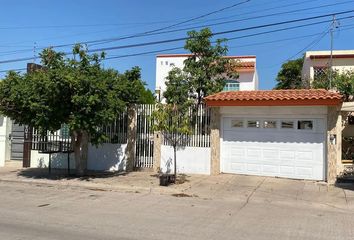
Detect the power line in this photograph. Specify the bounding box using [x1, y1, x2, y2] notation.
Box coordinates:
[1, 0, 348, 56]
[86, 11, 354, 52]
[2, 22, 354, 74]
[1, 11, 354, 65]
[90, 0, 353, 47]
[103, 19, 354, 60]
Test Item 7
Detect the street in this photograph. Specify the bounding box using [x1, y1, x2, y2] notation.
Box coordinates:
[0, 180, 354, 240]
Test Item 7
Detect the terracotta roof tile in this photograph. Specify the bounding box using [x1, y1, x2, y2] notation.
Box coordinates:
[235, 62, 255, 69]
[205, 89, 342, 106]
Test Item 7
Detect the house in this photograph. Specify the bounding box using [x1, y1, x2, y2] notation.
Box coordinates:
[302, 50, 354, 163]
[302, 50, 354, 84]
[155, 54, 258, 102]
[204, 89, 343, 183]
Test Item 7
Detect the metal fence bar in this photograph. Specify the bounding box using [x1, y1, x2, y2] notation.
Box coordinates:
[162, 103, 211, 148]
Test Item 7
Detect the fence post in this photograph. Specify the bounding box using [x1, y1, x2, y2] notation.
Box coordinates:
[23, 125, 32, 168]
[210, 107, 221, 175]
[126, 105, 137, 172]
[153, 131, 162, 173]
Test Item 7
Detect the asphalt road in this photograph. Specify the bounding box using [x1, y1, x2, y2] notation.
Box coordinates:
[0, 181, 353, 240]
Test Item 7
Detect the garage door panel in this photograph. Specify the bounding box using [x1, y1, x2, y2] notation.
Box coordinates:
[263, 149, 279, 159]
[231, 163, 245, 171]
[222, 117, 325, 180]
[247, 164, 261, 173]
[262, 165, 279, 174]
[247, 148, 261, 158]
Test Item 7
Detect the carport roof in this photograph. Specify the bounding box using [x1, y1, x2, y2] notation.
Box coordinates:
[204, 89, 342, 106]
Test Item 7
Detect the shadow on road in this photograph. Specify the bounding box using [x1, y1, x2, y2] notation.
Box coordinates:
[17, 168, 128, 181]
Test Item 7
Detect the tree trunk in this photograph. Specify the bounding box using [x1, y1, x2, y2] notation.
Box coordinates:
[173, 145, 177, 183]
[73, 130, 89, 176]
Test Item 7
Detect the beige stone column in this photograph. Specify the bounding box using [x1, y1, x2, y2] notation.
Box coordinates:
[126, 105, 137, 172]
[153, 131, 162, 173]
[327, 105, 342, 184]
[210, 107, 221, 175]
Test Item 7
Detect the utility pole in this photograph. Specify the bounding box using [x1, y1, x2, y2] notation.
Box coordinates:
[329, 15, 339, 89]
[33, 42, 37, 64]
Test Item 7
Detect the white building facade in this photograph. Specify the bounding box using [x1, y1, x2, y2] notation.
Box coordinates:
[302, 50, 354, 83]
[155, 54, 259, 102]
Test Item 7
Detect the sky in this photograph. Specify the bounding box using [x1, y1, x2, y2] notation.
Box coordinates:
[0, 0, 353, 90]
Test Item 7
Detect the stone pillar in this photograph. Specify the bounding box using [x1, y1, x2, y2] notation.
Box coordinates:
[126, 105, 137, 172]
[153, 131, 162, 173]
[327, 105, 342, 184]
[210, 107, 221, 175]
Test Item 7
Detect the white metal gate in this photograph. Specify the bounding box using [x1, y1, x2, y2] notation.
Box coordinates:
[135, 104, 154, 168]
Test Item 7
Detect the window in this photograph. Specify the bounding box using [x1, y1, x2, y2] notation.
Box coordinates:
[247, 120, 260, 128]
[165, 61, 168, 65]
[264, 120, 277, 129]
[160, 61, 163, 65]
[223, 80, 240, 91]
[231, 120, 243, 128]
[313, 66, 328, 81]
[281, 121, 294, 129]
[297, 120, 313, 130]
[60, 124, 70, 139]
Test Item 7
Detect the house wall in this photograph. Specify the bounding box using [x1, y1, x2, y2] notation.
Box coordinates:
[155, 56, 257, 102]
[302, 50, 354, 82]
[160, 145, 210, 175]
[30, 143, 127, 171]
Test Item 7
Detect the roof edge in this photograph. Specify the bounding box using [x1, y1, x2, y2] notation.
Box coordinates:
[156, 54, 256, 59]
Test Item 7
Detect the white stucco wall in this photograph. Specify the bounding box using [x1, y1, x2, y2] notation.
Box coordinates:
[155, 55, 257, 102]
[302, 50, 354, 82]
[0, 116, 6, 167]
[0, 116, 11, 167]
[160, 145, 211, 175]
[30, 143, 127, 171]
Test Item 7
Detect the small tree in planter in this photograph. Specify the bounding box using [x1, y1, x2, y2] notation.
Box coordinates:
[152, 103, 192, 183]
[152, 68, 193, 183]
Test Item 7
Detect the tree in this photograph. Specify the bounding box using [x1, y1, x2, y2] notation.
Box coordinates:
[152, 103, 192, 182]
[0, 45, 148, 175]
[163, 28, 238, 105]
[152, 70, 192, 181]
[313, 69, 354, 101]
[275, 57, 304, 89]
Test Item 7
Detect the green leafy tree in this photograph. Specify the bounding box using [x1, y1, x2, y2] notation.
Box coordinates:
[164, 28, 238, 105]
[152, 70, 193, 182]
[313, 69, 354, 101]
[0, 45, 148, 175]
[152, 103, 192, 181]
[275, 57, 304, 89]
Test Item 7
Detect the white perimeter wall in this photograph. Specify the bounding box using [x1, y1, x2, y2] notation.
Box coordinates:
[31, 143, 127, 171]
[160, 145, 210, 175]
[0, 116, 11, 167]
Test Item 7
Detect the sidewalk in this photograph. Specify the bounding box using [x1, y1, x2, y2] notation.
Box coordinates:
[0, 161, 199, 195]
[1, 161, 354, 211]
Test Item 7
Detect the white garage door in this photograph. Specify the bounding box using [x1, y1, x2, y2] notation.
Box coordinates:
[221, 117, 326, 180]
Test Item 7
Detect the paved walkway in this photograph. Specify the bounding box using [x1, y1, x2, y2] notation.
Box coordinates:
[1, 161, 354, 211]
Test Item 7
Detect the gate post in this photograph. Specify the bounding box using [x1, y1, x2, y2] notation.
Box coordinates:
[210, 107, 221, 175]
[23, 126, 32, 168]
[327, 105, 342, 184]
[126, 105, 137, 172]
[153, 131, 162, 173]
